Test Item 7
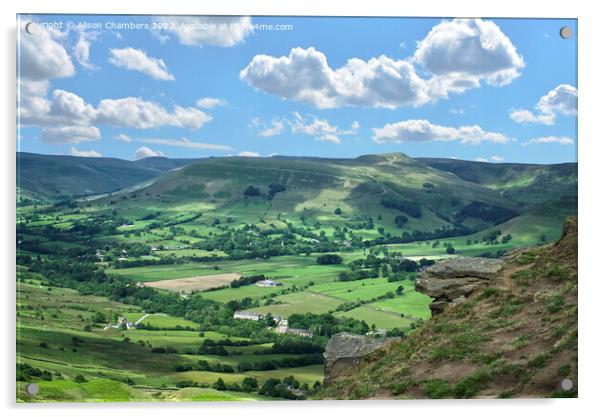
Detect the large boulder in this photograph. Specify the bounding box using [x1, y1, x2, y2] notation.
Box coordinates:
[416, 257, 504, 315]
[323, 332, 401, 383]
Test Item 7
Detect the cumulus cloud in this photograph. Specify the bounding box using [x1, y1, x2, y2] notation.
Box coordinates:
[490, 155, 505, 162]
[509, 109, 555, 125]
[414, 18, 524, 88]
[73, 30, 99, 70]
[238, 151, 260, 157]
[109, 47, 175, 80]
[70, 146, 102, 157]
[523, 136, 575, 146]
[134, 146, 164, 159]
[240, 19, 524, 109]
[474, 157, 489, 162]
[510, 84, 577, 125]
[20, 86, 213, 143]
[114, 133, 132, 142]
[372, 119, 508, 145]
[18, 21, 75, 81]
[196, 97, 228, 108]
[40, 125, 101, 144]
[96, 97, 211, 129]
[537, 84, 577, 116]
[153, 16, 254, 47]
[137, 137, 233, 151]
[241, 47, 431, 109]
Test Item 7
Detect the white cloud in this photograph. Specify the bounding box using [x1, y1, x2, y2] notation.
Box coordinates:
[134, 146, 164, 159]
[474, 157, 488, 162]
[510, 84, 577, 125]
[238, 151, 260, 157]
[372, 119, 509, 145]
[250, 113, 357, 144]
[490, 155, 505, 162]
[40, 125, 101, 144]
[137, 137, 233, 151]
[241, 19, 524, 109]
[537, 84, 577, 116]
[153, 16, 254, 47]
[73, 30, 99, 70]
[70, 146, 102, 157]
[96, 97, 211, 129]
[523, 136, 575, 146]
[109, 47, 174, 80]
[241, 47, 431, 109]
[288, 112, 358, 143]
[509, 109, 555, 125]
[196, 97, 228, 108]
[114, 133, 132, 142]
[258, 120, 285, 137]
[414, 18, 524, 88]
[18, 21, 75, 81]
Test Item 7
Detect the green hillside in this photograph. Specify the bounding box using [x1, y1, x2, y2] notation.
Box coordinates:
[418, 158, 577, 207]
[16, 153, 201, 200]
[317, 217, 578, 399]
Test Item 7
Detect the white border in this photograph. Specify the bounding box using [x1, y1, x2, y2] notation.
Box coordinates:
[3, 1, 600, 416]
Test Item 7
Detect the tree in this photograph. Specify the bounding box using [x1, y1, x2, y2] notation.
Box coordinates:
[264, 313, 276, 327]
[241, 377, 258, 392]
[212, 377, 227, 391]
[334, 207, 342, 215]
[243, 185, 261, 197]
[395, 285, 405, 296]
[394, 215, 409, 228]
[316, 254, 343, 265]
[446, 245, 456, 254]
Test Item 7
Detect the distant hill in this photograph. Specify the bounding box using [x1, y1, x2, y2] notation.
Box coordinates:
[17, 152, 577, 238]
[318, 217, 578, 399]
[108, 153, 535, 233]
[16, 153, 201, 200]
[418, 158, 577, 208]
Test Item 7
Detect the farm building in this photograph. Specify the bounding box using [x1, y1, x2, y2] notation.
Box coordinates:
[255, 279, 282, 287]
[233, 311, 263, 321]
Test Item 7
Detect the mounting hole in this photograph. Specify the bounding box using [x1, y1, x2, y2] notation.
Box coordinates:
[559, 26, 572, 40]
[560, 378, 573, 391]
[25, 383, 39, 395]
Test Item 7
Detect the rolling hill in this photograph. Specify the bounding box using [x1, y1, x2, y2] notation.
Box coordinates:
[16, 152, 202, 200]
[418, 158, 577, 208]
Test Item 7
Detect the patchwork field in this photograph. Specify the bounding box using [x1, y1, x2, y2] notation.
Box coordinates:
[146, 273, 242, 293]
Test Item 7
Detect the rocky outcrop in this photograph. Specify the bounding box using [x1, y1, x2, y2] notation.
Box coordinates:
[323, 332, 401, 383]
[416, 257, 504, 315]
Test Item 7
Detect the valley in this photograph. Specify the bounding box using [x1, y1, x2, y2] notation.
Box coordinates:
[16, 152, 577, 402]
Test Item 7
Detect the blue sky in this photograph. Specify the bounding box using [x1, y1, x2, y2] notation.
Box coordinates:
[17, 15, 577, 163]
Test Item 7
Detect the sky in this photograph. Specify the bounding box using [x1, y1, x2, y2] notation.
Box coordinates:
[17, 15, 577, 164]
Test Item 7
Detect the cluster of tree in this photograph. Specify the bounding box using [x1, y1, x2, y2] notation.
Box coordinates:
[16, 363, 52, 381]
[286, 313, 370, 337]
[236, 353, 323, 372]
[175, 360, 235, 373]
[316, 254, 343, 265]
[457, 201, 517, 224]
[258, 376, 305, 400]
[380, 197, 422, 218]
[230, 274, 267, 288]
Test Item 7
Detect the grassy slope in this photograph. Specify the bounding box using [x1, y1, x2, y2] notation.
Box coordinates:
[318, 217, 577, 399]
[16, 153, 200, 199]
[418, 157, 577, 208]
[107, 153, 522, 235]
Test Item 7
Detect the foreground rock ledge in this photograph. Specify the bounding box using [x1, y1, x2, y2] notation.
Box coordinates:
[416, 257, 504, 315]
[323, 332, 401, 383]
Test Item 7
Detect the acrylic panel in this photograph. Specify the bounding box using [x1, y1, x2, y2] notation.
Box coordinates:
[16, 14, 577, 402]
